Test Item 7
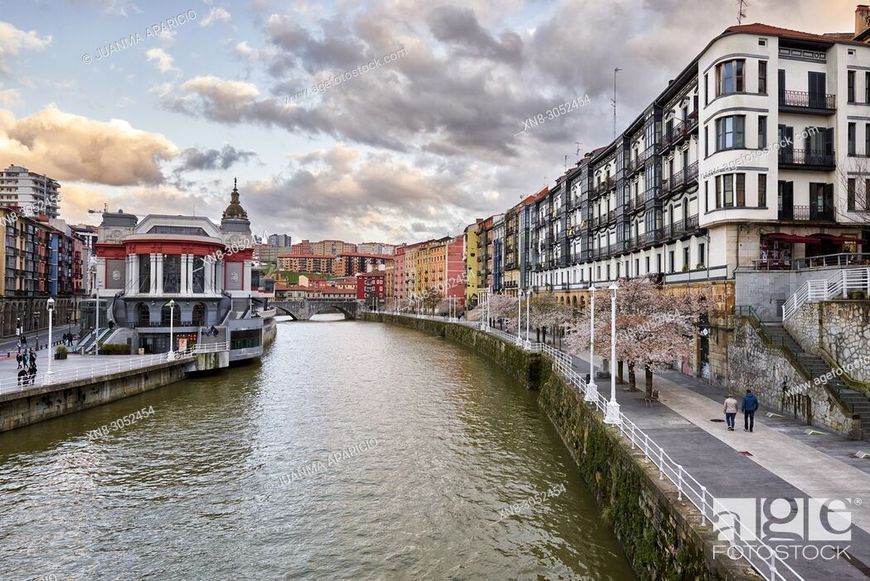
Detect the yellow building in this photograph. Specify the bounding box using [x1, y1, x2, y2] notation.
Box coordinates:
[464, 221, 481, 306]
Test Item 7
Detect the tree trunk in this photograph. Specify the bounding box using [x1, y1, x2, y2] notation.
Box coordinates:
[628, 362, 637, 391]
[617, 360, 624, 384]
[645, 365, 654, 398]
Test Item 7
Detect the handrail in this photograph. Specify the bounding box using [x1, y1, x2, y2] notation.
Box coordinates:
[382, 312, 804, 581]
[1, 342, 227, 395]
[782, 267, 870, 320]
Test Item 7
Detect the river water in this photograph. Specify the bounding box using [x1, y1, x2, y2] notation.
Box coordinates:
[0, 316, 635, 580]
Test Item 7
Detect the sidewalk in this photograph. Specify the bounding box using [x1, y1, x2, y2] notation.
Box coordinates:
[0, 324, 80, 356]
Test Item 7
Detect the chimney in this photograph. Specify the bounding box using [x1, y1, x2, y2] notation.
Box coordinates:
[856, 5, 870, 36]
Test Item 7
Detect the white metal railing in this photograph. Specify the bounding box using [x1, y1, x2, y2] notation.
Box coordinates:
[782, 267, 870, 320]
[1, 342, 226, 395]
[383, 312, 803, 581]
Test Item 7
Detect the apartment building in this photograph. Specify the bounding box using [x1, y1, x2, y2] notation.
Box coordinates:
[277, 253, 334, 273]
[332, 252, 390, 277]
[464, 221, 482, 306]
[527, 15, 869, 310]
[0, 164, 60, 219]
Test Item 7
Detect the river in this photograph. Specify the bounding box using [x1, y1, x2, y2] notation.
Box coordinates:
[0, 315, 635, 580]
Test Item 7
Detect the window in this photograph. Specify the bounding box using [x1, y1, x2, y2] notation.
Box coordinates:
[704, 73, 709, 105]
[716, 59, 745, 96]
[848, 178, 856, 211]
[758, 174, 767, 207]
[669, 250, 675, 273]
[758, 61, 767, 94]
[723, 174, 734, 207]
[705, 181, 710, 212]
[758, 115, 767, 148]
[849, 123, 857, 156]
[657, 253, 662, 273]
[758, 38, 767, 47]
[645, 256, 650, 273]
[736, 174, 746, 206]
[866, 124, 870, 156]
[866, 72, 870, 103]
[704, 126, 709, 156]
[716, 115, 745, 151]
[698, 243, 706, 267]
[848, 71, 856, 103]
[683, 247, 690, 270]
[865, 180, 870, 211]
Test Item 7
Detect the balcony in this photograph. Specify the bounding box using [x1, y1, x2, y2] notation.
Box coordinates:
[639, 229, 663, 246]
[778, 149, 835, 170]
[686, 214, 699, 231]
[607, 210, 615, 223]
[779, 90, 836, 114]
[685, 161, 698, 183]
[778, 204, 835, 221]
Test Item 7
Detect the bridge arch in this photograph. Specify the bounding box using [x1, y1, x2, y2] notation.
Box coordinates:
[309, 303, 355, 320]
[272, 305, 300, 320]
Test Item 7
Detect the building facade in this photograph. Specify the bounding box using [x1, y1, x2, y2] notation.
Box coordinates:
[0, 164, 60, 219]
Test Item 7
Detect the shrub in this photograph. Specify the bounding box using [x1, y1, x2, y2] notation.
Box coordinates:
[100, 343, 131, 355]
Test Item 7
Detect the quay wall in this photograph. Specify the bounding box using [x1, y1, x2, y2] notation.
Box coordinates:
[0, 359, 189, 433]
[362, 313, 755, 581]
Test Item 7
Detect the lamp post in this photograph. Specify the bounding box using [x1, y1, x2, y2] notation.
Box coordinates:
[516, 289, 523, 345]
[167, 299, 176, 360]
[525, 287, 532, 349]
[89, 256, 100, 356]
[584, 285, 598, 402]
[604, 282, 621, 425]
[46, 297, 55, 380]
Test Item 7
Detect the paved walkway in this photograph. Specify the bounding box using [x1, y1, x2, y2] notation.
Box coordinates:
[0, 351, 178, 396]
[414, 314, 870, 579]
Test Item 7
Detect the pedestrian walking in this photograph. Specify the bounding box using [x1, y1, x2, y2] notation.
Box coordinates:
[741, 389, 759, 432]
[29, 349, 36, 363]
[22, 350, 29, 368]
[723, 394, 738, 431]
[15, 352, 22, 369]
[27, 361, 37, 385]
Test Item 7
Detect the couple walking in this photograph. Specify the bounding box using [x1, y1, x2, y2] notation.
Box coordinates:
[723, 389, 759, 432]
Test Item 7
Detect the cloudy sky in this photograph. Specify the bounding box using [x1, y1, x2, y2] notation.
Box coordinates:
[0, 0, 857, 244]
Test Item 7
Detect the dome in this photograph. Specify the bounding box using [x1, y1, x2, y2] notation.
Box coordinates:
[222, 178, 249, 221]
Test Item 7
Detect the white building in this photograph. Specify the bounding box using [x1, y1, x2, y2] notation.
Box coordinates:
[0, 164, 60, 218]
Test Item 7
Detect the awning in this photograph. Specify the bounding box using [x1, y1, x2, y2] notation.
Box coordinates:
[810, 233, 864, 244]
[764, 233, 821, 244]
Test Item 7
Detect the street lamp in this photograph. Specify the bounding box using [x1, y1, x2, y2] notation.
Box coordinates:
[604, 282, 621, 425]
[167, 299, 176, 360]
[46, 297, 55, 380]
[584, 285, 598, 402]
[515, 289, 523, 346]
[89, 256, 100, 356]
[525, 288, 532, 349]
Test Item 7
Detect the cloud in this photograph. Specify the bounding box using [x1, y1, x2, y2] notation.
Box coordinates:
[0, 105, 178, 186]
[200, 7, 232, 27]
[177, 145, 256, 171]
[0, 21, 52, 73]
[0, 88, 21, 106]
[60, 182, 219, 225]
[145, 48, 178, 73]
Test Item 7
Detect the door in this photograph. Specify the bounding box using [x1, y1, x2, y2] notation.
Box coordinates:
[778, 181, 794, 219]
[779, 125, 794, 163]
[808, 72, 826, 108]
[778, 69, 786, 104]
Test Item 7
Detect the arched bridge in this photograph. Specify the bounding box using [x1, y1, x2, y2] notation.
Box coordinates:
[271, 298, 360, 320]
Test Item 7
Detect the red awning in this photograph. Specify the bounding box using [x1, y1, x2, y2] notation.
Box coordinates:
[764, 233, 821, 244]
[810, 233, 864, 244]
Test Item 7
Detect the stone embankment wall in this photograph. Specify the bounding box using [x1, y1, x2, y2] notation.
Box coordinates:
[784, 301, 870, 388]
[363, 313, 753, 580]
[0, 361, 188, 433]
[728, 319, 858, 438]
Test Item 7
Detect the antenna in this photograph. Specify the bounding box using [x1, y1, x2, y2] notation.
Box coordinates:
[564, 154, 569, 170]
[575, 141, 582, 161]
[737, 0, 748, 24]
[612, 68, 622, 140]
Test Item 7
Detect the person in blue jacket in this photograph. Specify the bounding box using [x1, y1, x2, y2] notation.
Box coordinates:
[741, 389, 759, 432]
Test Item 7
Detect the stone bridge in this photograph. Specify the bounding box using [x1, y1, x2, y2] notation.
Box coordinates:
[271, 299, 361, 321]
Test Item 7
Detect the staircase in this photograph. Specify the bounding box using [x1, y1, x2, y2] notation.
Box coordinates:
[762, 322, 870, 439]
[75, 328, 114, 354]
[782, 267, 870, 320]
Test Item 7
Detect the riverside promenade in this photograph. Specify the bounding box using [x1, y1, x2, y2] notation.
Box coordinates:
[387, 312, 870, 580]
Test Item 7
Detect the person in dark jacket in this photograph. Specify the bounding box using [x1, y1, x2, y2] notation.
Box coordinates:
[741, 389, 759, 432]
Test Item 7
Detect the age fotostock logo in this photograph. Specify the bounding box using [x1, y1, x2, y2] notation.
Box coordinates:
[712, 497, 854, 562]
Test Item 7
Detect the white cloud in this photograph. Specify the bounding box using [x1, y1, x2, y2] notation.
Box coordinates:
[145, 48, 178, 73]
[0, 21, 51, 73]
[200, 7, 232, 27]
[0, 88, 21, 106]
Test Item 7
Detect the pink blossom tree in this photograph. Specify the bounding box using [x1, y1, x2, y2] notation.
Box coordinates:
[565, 278, 707, 395]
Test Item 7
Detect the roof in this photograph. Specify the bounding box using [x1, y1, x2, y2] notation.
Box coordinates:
[723, 23, 840, 44]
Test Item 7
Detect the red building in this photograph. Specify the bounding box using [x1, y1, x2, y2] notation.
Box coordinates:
[356, 272, 385, 300]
